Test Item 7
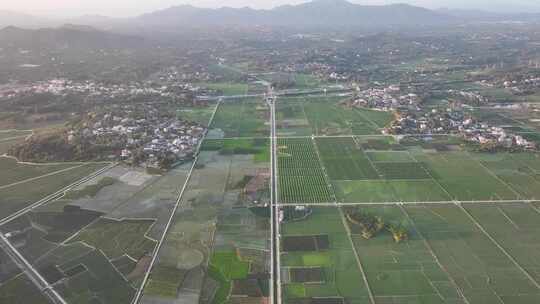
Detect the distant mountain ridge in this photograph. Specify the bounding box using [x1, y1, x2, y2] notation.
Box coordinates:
[135, 0, 455, 28]
[2, 0, 540, 32]
[0, 25, 143, 49]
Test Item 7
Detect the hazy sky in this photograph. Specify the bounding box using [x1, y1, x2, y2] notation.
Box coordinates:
[2, 0, 540, 17]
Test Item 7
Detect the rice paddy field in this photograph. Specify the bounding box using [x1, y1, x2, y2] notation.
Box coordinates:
[210, 100, 269, 138]
[276, 96, 393, 137]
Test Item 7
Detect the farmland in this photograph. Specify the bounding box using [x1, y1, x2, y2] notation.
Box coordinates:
[69, 218, 157, 260]
[210, 100, 269, 138]
[276, 97, 393, 136]
[280, 207, 371, 303]
[278, 138, 333, 204]
[0, 162, 107, 218]
[141, 143, 270, 304]
[278, 203, 540, 304]
[0, 157, 83, 187]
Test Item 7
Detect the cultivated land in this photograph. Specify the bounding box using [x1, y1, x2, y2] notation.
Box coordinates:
[5, 54, 540, 304]
[209, 99, 269, 138]
[0, 157, 83, 187]
[0, 162, 107, 218]
[278, 138, 333, 204]
[276, 97, 393, 137]
[280, 207, 372, 304]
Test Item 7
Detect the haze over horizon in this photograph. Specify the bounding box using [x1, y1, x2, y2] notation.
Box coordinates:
[1, 0, 540, 18]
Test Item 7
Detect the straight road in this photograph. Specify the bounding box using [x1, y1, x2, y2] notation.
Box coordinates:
[0, 163, 115, 303]
[268, 90, 282, 304]
[0, 232, 67, 304]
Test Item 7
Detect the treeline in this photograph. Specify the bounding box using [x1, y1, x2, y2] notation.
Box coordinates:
[8, 131, 119, 162]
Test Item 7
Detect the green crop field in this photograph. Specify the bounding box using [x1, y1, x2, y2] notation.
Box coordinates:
[474, 153, 540, 200]
[373, 162, 431, 180]
[323, 140, 540, 203]
[58, 250, 136, 304]
[348, 205, 465, 303]
[464, 203, 540, 284]
[0, 157, 81, 187]
[0, 163, 106, 218]
[281, 207, 372, 303]
[303, 101, 392, 136]
[278, 138, 333, 204]
[70, 218, 157, 260]
[0, 274, 52, 304]
[366, 151, 415, 162]
[405, 204, 540, 303]
[196, 82, 249, 96]
[315, 137, 379, 180]
[414, 151, 519, 201]
[201, 138, 270, 162]
[210, 100, 269, 138]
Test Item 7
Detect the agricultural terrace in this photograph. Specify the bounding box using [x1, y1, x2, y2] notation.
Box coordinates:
[278, 138, 334, 204]
[276, 96, 393, 136]
[210, 99, 269, 138]
[280, 207, 372, 304]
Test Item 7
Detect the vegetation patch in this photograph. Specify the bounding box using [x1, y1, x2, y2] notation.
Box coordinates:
[70, 218, 156, 260]
[63, 177, 117, 199]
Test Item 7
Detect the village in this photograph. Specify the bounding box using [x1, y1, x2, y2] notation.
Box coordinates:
[69, 103, 206, 169]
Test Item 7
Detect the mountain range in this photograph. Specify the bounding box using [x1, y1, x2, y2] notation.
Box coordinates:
[135, 0, 453, 28]
[1, 0, 540, 31]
